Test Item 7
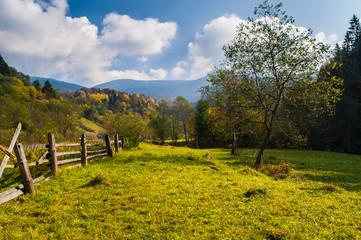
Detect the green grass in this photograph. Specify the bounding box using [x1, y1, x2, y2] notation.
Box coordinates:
[1, 144, 361, 239]
[78, 117, 106, 136]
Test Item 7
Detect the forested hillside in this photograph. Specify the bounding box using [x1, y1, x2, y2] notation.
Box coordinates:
[0, 55, 157, 147]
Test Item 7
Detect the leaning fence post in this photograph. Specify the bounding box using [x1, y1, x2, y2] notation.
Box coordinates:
[105, 134, 114, 157]
[81, 133, 87, 167]
[114, 134, 119, 153]
[47, 133, 58, 176]
[14, 140, 36, 195]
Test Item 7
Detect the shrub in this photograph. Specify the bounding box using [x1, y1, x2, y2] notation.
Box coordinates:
[259, 162, 291, 177]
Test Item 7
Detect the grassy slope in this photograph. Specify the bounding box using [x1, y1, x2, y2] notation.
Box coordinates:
[78, 117, 106, 137]
[0, 144, 361, 239]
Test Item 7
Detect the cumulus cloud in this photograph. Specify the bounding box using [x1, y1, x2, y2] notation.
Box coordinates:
[187, 14, 245, 79]
[150, 68, 168, 80]
[137, 56, 148, 63]
[0, 0, 177, 85]
[315, 32, 339, 46]
[101, 13, 177, 56]
[170, 61, 187, 79]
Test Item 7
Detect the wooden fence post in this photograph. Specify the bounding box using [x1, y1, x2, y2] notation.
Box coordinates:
[48, 133, 58, 176]
[121, 136, 125, 149]
[105, 134, 114, 157]
[14, 140, 36, 195]
[81, 133, 87, 167]
[114, 134, 119, 153]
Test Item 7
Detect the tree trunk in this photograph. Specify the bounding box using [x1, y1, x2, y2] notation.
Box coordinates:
[183, 123, 188, 144]
[254, 127, 272, 169]
[231, 127, 237, 155]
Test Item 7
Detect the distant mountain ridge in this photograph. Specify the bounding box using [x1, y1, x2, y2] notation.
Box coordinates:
[30, 77, 83, 92]
[30, 76, 208, 101]
[93, 77, 207, 102]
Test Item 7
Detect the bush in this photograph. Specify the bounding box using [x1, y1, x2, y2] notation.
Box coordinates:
[259, 162, 291, 177]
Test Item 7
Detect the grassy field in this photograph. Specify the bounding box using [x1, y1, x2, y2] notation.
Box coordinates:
[1, 143, 361, 239]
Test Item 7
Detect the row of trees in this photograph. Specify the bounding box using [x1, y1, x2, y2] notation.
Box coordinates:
[149, 96, 193, 144]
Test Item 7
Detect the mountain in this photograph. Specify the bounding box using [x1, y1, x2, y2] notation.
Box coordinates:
[93, 77, 207, 102]
[30, 77, 83, 92]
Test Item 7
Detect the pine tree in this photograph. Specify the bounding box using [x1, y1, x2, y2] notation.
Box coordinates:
[0, 54, 10, 76]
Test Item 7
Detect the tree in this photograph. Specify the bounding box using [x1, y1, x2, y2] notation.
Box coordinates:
[194, 99, 216, 148]
[32, 79, 42, 91]
[204, 68, 264, 154]
[42, 80, 60, 99]
[325, 14, 361, 153]
[149, 99, 171, 144]
[223, 1, 339, 168]
[0, 54, 10, 76]
[171, 96, 193, 143]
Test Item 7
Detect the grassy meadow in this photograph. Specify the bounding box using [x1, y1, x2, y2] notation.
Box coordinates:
[1, 143, 361, 239]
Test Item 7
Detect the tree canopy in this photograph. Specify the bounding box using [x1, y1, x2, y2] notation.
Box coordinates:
[219, 1, 341, 167]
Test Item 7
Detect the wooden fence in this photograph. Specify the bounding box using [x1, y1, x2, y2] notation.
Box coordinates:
[0, 123, 125, 204]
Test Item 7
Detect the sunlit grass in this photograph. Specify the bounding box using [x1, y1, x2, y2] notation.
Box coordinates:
[1, 143, 361, 239]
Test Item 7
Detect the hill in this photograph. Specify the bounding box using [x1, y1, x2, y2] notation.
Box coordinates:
[93, 77, 207, 102]
[1, 143, 361, 239]
[30, 76, 84, 92]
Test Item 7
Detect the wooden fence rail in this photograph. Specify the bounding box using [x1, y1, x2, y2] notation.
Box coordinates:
[0, 126, 124, 204]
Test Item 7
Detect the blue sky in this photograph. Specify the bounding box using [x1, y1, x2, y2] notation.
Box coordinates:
[0, 0, 359, 86]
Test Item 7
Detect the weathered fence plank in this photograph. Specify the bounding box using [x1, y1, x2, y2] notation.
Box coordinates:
[0, 176, 47, 204]
[14, 141, 36, 195]
[57, 158, 82, 165]
[56, 151, 81, 157]
[0, 123, 22, 179]
[87, 144, 106, 147]
[55, 143, 80, 147]
[87, 149, 107, 154]
[37, 150, 49, 165]
[87, 153, 108, 160]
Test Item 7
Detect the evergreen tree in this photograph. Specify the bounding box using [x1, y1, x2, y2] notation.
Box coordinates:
[32, 79, 42, 91]
[42, 80, 59, 99]
[0, 54, 10, 76]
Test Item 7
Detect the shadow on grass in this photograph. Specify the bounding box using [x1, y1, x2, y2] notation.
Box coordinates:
[117, 154, 216, 167]
[217, 148, 361, 192]
[0, 163, 51, 192]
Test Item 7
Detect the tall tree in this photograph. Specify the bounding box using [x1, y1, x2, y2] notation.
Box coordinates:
[223, 1, 339, 168]
[32, 79, 42, 91]
[149, 99, 171, 144]
[202, 69, 255, 154]
[0, 54, 10, 76]
[329, 14, 361, 153]
[194, 99, 216, 148]
[171, 96, 193, 143]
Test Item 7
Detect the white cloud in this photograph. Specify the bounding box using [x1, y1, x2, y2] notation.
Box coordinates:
[103, 69, 151, 80]
[150, 68, 168, 80]
[100, 13, 177, 56]
[187, 14, 245, 79]
[137, 56, 148, 63]
[0, 0, 177, 86]
[315, 32, 339, 46]
[170, 61, 188, 78]
[171, 67, 185, 78]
